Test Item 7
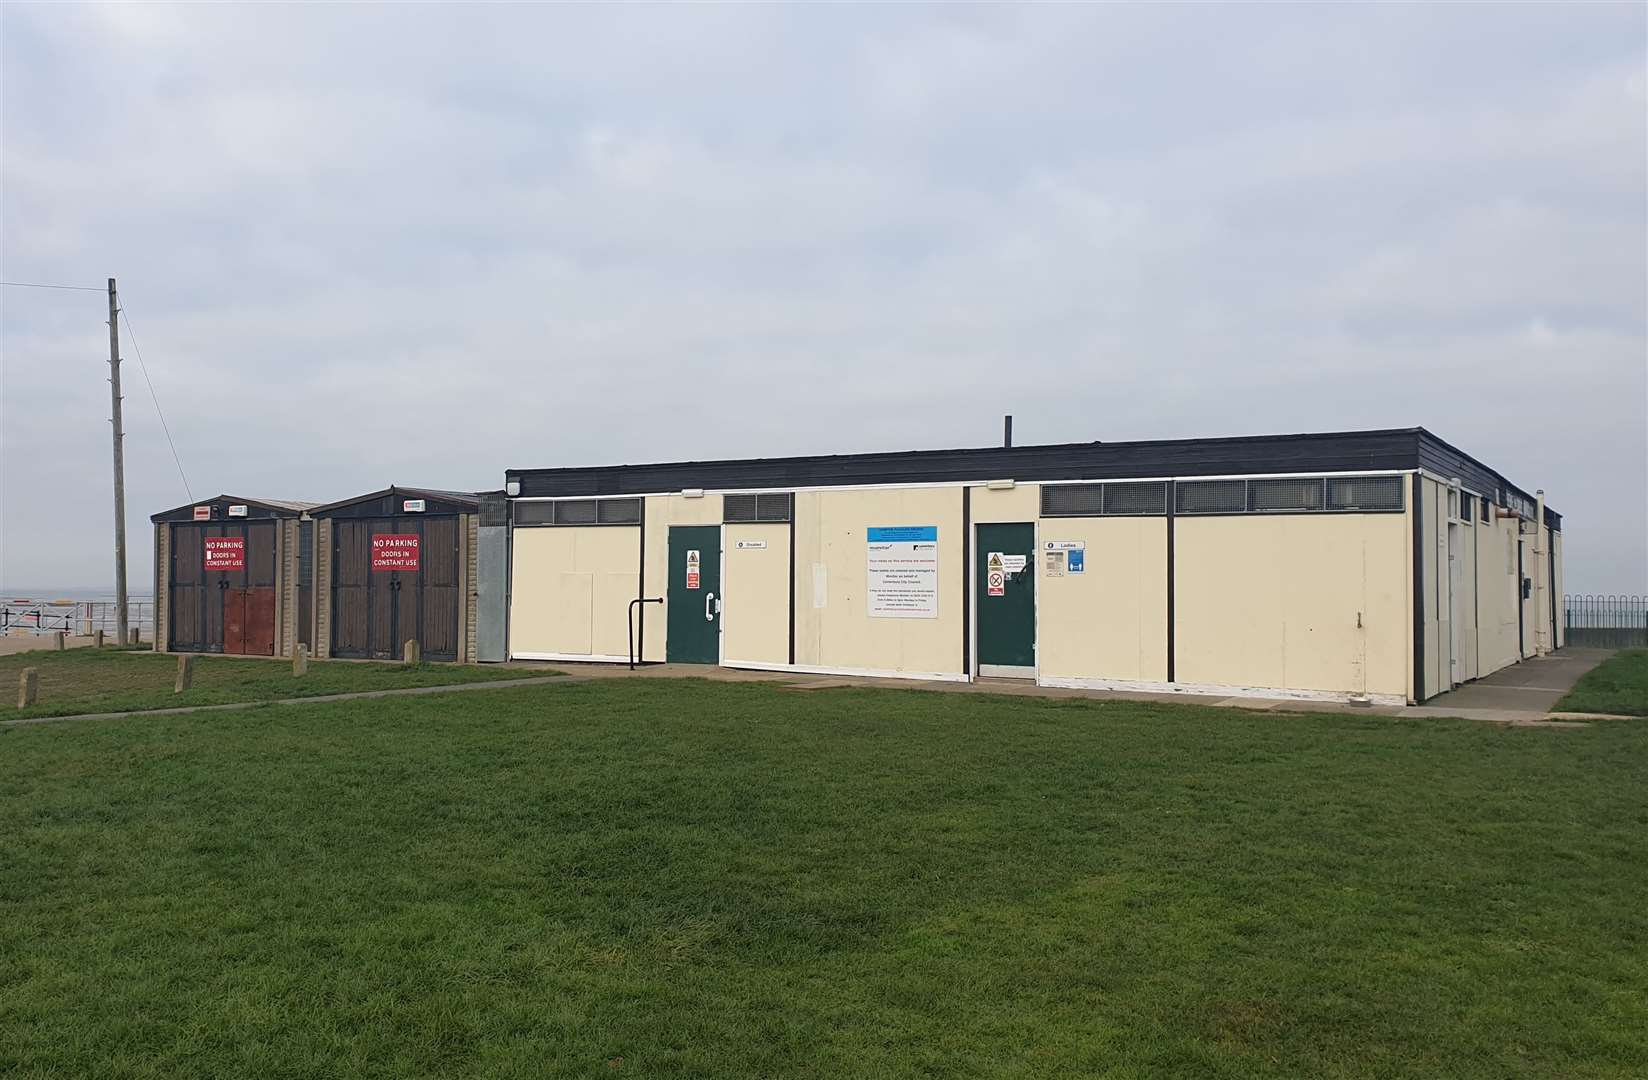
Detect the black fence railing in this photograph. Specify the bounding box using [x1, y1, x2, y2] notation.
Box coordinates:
[1563, 594, 1648, 649]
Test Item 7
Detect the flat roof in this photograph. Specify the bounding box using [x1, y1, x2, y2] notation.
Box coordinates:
[506, 427, 1559, 528]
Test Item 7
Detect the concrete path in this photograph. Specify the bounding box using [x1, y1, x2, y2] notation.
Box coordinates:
[1422, 648, 1611, 716]
[2, 675, 580, 728]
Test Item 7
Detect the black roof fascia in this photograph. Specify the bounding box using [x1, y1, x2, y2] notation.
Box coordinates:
[508, 428, 1425, 499]
[1414, 430, 1561, 531]
[510, 427, 1560, 529]
[151, 496, 309, 523]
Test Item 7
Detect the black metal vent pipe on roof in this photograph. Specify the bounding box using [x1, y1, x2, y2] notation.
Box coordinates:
[1004, 415, 1013, 448]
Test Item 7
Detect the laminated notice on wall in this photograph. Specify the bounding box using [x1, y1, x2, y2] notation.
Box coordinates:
[1044, 540, 1082, 578]
[867, 526, 939, 618]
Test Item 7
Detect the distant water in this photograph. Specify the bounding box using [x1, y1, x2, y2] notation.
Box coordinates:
[2, 587, 156, 604]
[2, 587, 155, 604]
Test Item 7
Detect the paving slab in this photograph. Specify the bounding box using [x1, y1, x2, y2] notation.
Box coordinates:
[1424, 648, 1611, 716]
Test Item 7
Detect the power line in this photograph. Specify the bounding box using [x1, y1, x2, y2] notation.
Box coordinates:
[1, 280, 104, 292]
[118, 304, 193, 502]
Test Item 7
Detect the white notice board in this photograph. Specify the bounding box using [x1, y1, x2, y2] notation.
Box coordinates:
[866, 526, 939, 618]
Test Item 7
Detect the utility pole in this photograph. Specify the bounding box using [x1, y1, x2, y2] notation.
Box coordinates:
[108, 278, 129, 645]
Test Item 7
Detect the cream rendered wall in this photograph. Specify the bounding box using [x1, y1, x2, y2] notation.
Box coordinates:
[1454, 513, 1479, 683]
[723, 522, 790, 665]
[792, 486, 965, 677]
[1037, 516, 1168, 682]
[1553, 531, 1566, 648]
[1519, 528, 1536, 659]
[1418, 478, 1447, 698]
[1475, 512, 1522, 676]
[971, 483, 1040, 524]
[510, 525, 641, 658]
[641, 494, 723, 662]
[1175, 513, 1408, 698]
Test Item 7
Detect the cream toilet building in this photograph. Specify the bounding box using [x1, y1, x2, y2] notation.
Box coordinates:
[494, 427, 1561, 705]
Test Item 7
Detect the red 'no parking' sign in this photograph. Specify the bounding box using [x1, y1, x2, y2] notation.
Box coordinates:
[204, 536, 245, 571]
[371, 534, 420, 571]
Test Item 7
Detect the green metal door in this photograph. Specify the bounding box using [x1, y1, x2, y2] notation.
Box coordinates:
[667, 525, 722, 664]
[977, 522, 1036, 676]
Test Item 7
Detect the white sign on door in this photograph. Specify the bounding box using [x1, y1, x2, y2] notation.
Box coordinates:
[866, 526, 939, 618]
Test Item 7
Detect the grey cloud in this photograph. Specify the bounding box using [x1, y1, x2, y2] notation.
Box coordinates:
[2, 2, 1643, 593]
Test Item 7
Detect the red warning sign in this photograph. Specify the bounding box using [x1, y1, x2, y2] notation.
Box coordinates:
[204, 536, 245, 571]
[686, 548, 701, 590]
[987, 569, 1005, 596]
[371, 533, 420, 571]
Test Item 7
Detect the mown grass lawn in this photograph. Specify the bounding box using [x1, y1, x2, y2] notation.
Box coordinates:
[2, 679, 1645, 1079]
[0, 646, 543, 720]
[1558, 649, 1648, 716]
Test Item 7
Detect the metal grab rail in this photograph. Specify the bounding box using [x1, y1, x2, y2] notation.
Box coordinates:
[628, 597, 665, 670]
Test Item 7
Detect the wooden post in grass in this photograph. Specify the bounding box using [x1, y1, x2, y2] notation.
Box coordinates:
[129, 627, 140, 646]
[18, 668, 37, 708]
[403, 639, 421, 665]
[52, 631, 64, 651]
[174, 655, 194, 693]
[94, 630, 105, 649]
[292, 643, 308, 677]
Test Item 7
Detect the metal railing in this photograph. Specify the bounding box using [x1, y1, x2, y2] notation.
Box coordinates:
[1, 600, 155, 640]
[1563, 594, 1647, 649]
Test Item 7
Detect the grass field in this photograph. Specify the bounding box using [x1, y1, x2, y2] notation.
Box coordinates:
[1557, 649, 1648, 716]
[2, 679, 1645, 1078]
[0, 646, 539, 720]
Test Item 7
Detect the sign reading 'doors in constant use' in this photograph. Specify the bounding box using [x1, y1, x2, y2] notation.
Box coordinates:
[371, 534, 420, 571]
[203, 536, 245, 571]
[866, 526, 939, 618]
[402, 499, 426, 513]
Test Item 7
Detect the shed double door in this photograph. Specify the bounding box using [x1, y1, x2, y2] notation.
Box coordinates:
[331, 516, 460, 661]
[168, 522, 278, 655]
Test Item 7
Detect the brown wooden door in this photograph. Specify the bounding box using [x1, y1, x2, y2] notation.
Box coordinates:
[418, 517, 459, 661]
[168, 525, 209, 651]
[243, 588, 276, 655]
[171, 521, 276, 653]
[330, 515, 460, 662]
[330, 519, 375, 659]
[223, 588, 247, 654]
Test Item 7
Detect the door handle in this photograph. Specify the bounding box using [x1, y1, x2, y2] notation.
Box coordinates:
[705, 592, 715, 622]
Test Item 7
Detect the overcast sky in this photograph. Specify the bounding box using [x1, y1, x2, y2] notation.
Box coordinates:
[3, 3, 1644, 594]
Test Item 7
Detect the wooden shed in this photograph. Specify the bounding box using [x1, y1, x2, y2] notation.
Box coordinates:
[151, 495, 316, 656]
[309, 487, 480, 663]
